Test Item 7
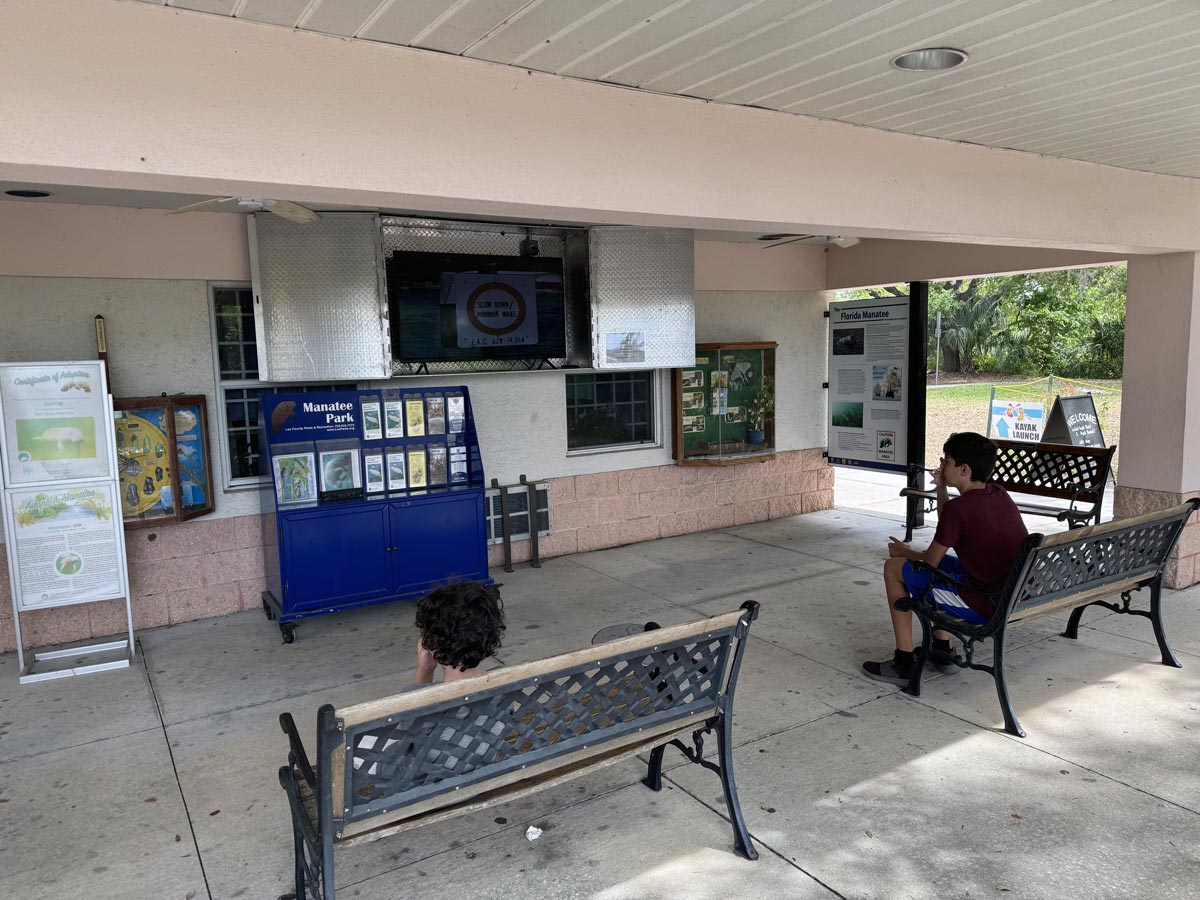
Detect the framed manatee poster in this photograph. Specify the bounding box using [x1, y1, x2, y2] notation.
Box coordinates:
[0, 362, 110, 485]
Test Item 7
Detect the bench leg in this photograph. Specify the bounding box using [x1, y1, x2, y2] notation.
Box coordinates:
[717, 716, 759, 861]
[1149, 581, 1182, 668]
[1063, 604, 1087, 639]
[991, 637, 1025, 738]
[642, 745, 666, 792]
[292, 825, 307, 900]
[322, 831, 336, 900]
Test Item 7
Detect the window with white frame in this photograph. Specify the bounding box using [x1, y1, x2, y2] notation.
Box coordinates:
[565, 370, 656, 451]
[210, 285, 351, 487]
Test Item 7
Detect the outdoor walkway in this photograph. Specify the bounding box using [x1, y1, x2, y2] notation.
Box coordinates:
[0, 498, 1196, 899]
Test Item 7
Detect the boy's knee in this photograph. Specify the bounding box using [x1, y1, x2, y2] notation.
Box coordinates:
[884, 557, 906, 579]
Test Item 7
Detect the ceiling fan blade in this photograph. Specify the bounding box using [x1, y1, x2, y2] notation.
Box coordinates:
[763, 235, 814, 249]
[264, 199, 320, 224]
[168, 197, 239, 215]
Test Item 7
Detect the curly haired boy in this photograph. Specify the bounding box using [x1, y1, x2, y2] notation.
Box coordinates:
[414, 581, 506, 684]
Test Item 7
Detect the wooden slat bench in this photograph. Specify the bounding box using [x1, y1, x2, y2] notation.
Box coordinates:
[895, 500, 1198, 737]
[900, 440, 1117, 541]
[278, 602, 761, 900]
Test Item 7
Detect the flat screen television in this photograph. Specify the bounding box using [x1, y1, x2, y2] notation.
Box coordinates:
[386, 251, 567, 363]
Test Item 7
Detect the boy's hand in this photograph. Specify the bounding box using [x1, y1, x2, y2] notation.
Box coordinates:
[415, 640, 438, 684]
[930, 465, 945, 488]
[887, 536, 910, 558]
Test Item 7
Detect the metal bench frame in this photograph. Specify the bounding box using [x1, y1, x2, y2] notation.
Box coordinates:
[901, 440, 1117, 542]
[278, 602, 761, 900]
[895, 500, 1197, 737]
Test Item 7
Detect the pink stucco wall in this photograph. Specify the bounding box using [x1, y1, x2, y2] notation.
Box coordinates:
[0, 200, 250, 280]
[4, 0, 1200, 254]
[826, 239, 1127, 291]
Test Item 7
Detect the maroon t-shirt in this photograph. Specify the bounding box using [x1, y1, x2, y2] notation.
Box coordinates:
[933, 484, 1028, 617]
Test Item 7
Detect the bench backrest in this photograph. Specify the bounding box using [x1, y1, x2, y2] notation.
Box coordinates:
[317, 604, 758, 839]
[1003, 500, 1197, 623]
[990, 440, 1115, 503]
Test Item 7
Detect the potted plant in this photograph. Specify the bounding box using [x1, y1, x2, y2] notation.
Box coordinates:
[745, 376, 774, 446]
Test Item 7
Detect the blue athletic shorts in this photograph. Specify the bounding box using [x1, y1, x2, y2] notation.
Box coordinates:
[901, 555, 988, 624]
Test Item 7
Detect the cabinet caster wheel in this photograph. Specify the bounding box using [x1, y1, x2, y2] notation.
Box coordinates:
[280, 624, 296, 644]
[262, 597, 276, 621]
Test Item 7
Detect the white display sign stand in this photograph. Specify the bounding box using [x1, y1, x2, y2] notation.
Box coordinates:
[0, 361, 134, 684]
[826, 297, 910, 474]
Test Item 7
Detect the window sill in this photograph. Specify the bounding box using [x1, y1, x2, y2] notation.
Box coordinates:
[566, 440, 661, 458]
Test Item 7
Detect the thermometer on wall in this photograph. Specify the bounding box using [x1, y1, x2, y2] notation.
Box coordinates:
[95, 314, 109, 385]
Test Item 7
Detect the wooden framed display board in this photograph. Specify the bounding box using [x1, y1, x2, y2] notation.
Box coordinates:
[0, 361, 134, 684]
[258, 385, 492, 643]
[672, 342, 777, 465]
[113, 394, 215, 527]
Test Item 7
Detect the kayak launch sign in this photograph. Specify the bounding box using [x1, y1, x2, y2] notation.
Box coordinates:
[990, 401, 1044, 442]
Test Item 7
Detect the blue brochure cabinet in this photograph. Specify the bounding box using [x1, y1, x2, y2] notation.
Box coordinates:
[258, 386, 491, 642]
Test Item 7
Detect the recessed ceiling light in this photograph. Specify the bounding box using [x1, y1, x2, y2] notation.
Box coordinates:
[890, 48, 968, 72]
[5, 189, 53, 198]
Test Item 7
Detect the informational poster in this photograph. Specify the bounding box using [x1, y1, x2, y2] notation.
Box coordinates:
[0, 362, 111, 485]
[3, 482, 124, 609]
[990, 400, 1044, 442]
[826, 298, 909, 473]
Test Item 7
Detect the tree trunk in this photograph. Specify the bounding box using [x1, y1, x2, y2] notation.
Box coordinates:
[943, 345, 961, 373]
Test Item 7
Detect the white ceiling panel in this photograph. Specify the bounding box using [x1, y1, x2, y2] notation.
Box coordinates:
[237, 0, 311, 28]
[413, 0, 533, 55]
[167, 0, 238, 15]
[509, 0, 683, 72]
[361, 0, 461, 46]
[463, 0, 611, 64]
[124, 0, 1200, 179]
[558, 0, 749, 81]
[590, 0, 812, 86]
[300, 0, 386, 37]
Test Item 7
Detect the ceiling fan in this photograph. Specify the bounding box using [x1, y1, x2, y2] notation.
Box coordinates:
[759, 233, 860, 250]
[168, 196, 320, 223]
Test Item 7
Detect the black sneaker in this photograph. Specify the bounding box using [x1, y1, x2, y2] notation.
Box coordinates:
[862, 658, 913, 687]
[919, 645, 963, 671]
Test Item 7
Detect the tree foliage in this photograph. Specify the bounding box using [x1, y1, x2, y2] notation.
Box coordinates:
[840, 265, 1126, 378]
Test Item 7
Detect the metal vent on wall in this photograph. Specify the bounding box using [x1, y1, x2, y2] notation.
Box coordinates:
[588, 227, 696, 369]
[249, 212, 391, 382]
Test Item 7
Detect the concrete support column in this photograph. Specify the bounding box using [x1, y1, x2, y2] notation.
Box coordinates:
[1116, 253, 1200, 587]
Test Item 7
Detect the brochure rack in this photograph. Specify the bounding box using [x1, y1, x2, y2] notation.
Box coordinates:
[258, 386, 491, 642]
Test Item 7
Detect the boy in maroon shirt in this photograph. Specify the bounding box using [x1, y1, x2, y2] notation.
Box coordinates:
[863, 432, 1028, 686]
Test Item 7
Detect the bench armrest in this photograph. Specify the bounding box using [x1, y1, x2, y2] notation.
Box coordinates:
[279, 712, 318, 792]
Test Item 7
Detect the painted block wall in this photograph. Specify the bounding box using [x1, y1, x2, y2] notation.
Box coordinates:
[0, 274, 832, 650]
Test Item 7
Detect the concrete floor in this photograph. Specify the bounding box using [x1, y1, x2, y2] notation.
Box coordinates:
[1, 476, 1196, 900]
